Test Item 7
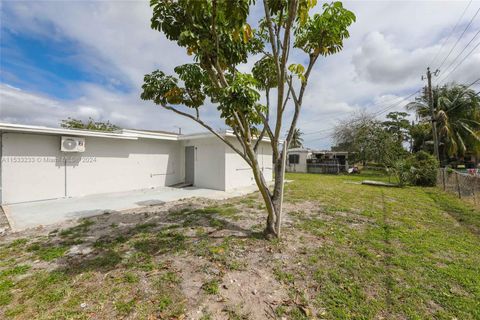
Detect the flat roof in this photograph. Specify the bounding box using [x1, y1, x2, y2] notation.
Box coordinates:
[0, 123, 138, 140]
[0, 123, 271, 143]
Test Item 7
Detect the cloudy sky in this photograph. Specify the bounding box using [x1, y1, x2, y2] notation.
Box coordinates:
[1, 0, 479, 149]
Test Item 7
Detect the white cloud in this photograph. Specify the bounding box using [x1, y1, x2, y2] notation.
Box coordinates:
[0, 83, 206, 134]
[1, 0, 479, 149]
[77, 106, 101, 119]
[352, 31, 431, 84]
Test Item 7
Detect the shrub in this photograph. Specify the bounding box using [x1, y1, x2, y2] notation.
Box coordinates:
[389, 159, 410, 186]
[406, 151, 438, 186]
[388, 151, 438, 187]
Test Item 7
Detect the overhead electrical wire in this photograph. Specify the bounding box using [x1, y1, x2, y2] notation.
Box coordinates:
[429, 0, 473, 68]
[437, 5, 480, 71]
[304, 6, 479, 145]
[437, 39, 480, 83]
[303, 89, 420, 140]
[439, 29, 480, 77]
[445, 78, 480, 114]
[301, 94, 410, 136]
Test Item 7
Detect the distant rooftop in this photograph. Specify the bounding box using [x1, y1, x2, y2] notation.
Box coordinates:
[288, 147, 349, 154]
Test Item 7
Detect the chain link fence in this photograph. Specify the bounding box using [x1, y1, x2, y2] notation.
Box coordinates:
[307, 163, 347, 174]
[437, 168, 480, 205]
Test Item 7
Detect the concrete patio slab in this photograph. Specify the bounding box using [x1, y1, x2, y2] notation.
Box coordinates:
[3, 185, 261, 231]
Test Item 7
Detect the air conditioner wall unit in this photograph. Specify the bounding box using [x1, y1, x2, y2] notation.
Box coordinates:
[61, 136, 86, 152]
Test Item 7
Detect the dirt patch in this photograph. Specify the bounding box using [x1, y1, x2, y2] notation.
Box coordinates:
[0, 195, 326, 319]
[0, 206, 11, 236]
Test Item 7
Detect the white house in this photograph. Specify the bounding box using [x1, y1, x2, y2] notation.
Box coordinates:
[286, 148, 349, 174]
[286, 148, 311, 173]
[0, 123, 272, 205]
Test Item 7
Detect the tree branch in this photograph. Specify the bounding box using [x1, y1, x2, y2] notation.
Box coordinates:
[262, 0, 279, 64]
[257, 108, 275, 142]
[273, 0, 298, 155]
[231, 128, 249, 159]
[161, 104, 252, 165]
[255, 89, 272, 151]
[281, 78, 292, 114]
[284, 55, 317, 145]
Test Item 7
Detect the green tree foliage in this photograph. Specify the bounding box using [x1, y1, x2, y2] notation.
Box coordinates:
[406, 151, 438, 186]
[382, 111, 411, 144]
[60, 117, 120, 132]
[141, 0, 356, 237]
[289, 128, 304, 148]
[332, 112, 406, 165]
[410, 122, 432, 153]
[389, 151, 438, 187]
[407, 83, 480, 159]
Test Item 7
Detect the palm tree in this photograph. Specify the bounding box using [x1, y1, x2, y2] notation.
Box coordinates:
[407, 83, 480, 160]
[289, 128, 304, 149]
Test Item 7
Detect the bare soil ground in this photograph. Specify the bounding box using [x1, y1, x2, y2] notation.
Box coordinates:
[1, 172, 479, 319]
[0, 193, 323, 319]
[0, 207, 10, 235]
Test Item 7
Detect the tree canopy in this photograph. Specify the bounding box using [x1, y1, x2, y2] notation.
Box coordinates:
[332, 111, 407, 165]
[141, 0, 355, 238]
[289, 128, 304, 148]
[407, 83, 480, 159]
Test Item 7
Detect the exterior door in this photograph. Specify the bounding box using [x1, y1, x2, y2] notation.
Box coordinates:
[185, 146, 195, 185]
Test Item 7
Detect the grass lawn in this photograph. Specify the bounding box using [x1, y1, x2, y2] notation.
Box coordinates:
[0, 172, 479, 319]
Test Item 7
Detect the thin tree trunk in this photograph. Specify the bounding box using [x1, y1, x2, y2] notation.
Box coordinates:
[274, 142, 287, 236]
[248, 154, 277, 238]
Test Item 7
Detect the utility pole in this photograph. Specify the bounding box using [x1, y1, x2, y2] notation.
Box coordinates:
[423, 67, 440, 163]
[410, 120, 414, 153]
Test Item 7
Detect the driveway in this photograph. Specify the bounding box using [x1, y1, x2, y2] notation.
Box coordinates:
[2, 185, 260, 231]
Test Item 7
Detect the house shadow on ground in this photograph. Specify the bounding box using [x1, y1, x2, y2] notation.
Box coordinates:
[35, 198, 266, 276]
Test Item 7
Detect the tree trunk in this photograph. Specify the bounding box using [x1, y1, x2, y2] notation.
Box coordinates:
[248, 155, 278, 238]
[273, 143, 287, 236]
[268, 151, 287, 237]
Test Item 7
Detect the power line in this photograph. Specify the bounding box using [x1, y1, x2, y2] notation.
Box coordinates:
[302, 94, 410, 136]
[438, 28, 480, 80]
[445, 77, 480, 114]
[437, 39, 480, 83]
[303, 89, 420, 140]
[437, 5, 480, 71]
[303, 127, 335, 136]
[430, 0, 473, 68]
[371, 90, 420, 117]
[305, 90, 419, 136]
[309, 133, 335, 142]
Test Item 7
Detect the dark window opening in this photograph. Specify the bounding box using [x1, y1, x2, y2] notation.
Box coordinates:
[289, 154, 300, 164]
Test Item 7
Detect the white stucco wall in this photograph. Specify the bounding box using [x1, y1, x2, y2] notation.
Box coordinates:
[66, 137, 182, 197]
[1, 130, 274, 204]
[224, 138, 273, 190]
[1, 133, 66, 203]
[1, 133, 182, 204]
[181, 137, 272, 191]
[286, 151, 310, 173]
[181, 138, 226, 190]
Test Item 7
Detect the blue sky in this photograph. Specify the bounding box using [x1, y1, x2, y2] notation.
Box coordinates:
[1, 0, 479, 148]
[1, 28, 131, 99]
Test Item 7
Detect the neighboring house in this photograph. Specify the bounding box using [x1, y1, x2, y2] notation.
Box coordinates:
[286, 148, 311, 173]
[286, 148, 349, 174]
[0, 123, 272, 205]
